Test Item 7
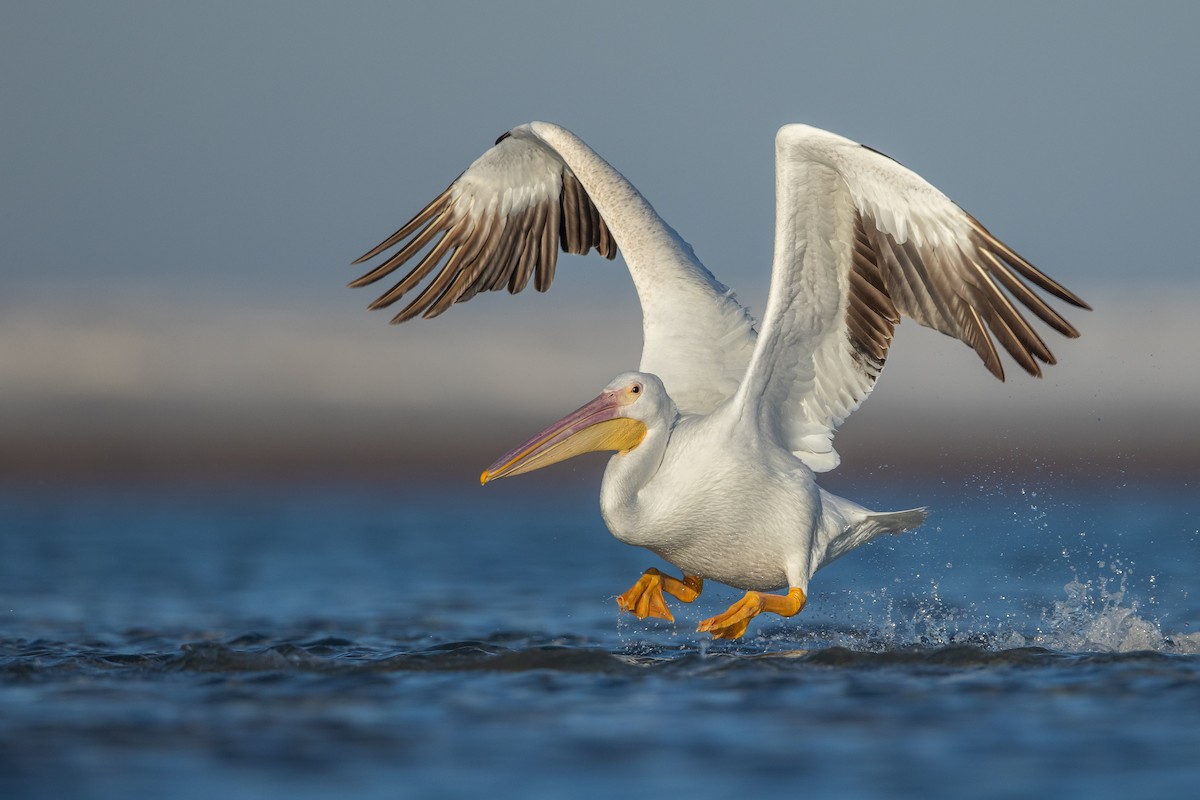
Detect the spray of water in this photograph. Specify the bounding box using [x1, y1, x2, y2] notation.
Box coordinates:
[1029, 565, 1200, 654]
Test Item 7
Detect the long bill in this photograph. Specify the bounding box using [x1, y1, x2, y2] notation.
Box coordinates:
[480, 392, 647, 484]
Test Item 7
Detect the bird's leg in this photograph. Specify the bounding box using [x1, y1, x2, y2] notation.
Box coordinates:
[697, 587, 807, 640]
[616, 568, 704, 622]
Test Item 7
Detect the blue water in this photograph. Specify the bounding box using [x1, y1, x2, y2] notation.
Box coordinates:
[2, 469, 1198, 799]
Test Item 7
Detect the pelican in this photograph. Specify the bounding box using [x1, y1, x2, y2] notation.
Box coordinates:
[351, 122, 1088, 639]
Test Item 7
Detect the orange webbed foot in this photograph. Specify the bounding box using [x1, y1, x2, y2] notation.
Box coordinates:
[697, 587, 807, 640]
[616, 568, 703, 622]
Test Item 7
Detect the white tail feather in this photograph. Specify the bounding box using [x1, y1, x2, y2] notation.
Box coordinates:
[820, 506, 928, 570]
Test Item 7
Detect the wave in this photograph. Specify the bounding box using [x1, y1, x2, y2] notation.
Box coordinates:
[3, 634, 1196, 685]
[3, 556, 1195, 683]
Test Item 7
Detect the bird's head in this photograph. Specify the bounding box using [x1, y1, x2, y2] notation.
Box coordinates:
[480, 371, 673, 484]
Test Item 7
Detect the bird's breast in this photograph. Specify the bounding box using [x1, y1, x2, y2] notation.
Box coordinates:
[599, 425, 823, 591]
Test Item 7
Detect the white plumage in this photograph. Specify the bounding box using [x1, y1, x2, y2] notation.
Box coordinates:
[352, 121, 1088, 638]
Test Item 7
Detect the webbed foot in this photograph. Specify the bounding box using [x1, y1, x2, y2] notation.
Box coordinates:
[697, 587, 807, 640]
[616, 568, 703, 622]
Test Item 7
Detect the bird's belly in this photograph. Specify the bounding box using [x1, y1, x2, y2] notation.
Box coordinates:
[654, 534, 791, 592]
[611, 501, 809, 593]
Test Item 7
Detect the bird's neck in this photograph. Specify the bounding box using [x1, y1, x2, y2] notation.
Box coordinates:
[598, 416, 675, 536]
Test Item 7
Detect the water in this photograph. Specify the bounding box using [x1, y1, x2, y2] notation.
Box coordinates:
[2, 471, 1198, 799]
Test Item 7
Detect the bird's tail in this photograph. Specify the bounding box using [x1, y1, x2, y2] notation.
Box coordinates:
[857, 507, 928, 538]
[818, 503, 928, 570]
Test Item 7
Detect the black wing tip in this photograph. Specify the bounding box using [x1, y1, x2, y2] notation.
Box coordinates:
[860, 142, 904, 168]
[495, 130, 512, 145]
[965, 212, 1092, 312]
[347, 274, 381, 289]
[351, 245, 387, 266]
[388, 304, 422, 325]
[1047, 284, 1091, 311]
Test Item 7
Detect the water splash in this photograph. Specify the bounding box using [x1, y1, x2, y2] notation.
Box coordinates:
[801, 558, 1200, 656]
[1031, 565, 1200, 654]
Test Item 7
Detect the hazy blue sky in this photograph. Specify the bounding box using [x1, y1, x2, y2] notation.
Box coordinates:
[2, 2, 1197, 477]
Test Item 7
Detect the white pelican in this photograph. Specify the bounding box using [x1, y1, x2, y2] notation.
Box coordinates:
[351, 122, 1088, 639]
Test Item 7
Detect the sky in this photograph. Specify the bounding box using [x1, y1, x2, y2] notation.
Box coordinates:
[2, 1, 1197, 481]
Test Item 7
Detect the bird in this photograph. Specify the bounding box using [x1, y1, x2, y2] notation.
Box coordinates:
[350, 121, 1088, 639]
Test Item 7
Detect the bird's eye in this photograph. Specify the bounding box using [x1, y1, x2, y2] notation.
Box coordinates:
[631, 384, 641, 394]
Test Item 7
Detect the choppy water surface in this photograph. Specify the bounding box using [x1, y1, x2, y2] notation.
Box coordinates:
[1, 473, 1198, 799]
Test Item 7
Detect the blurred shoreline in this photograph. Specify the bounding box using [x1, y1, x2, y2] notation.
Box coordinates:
[3, 402, 1193, 486]
[3, 286, 1196, 486]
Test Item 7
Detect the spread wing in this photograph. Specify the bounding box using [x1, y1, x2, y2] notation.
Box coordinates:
[351, 122, 756, 415]
[350, 128, 617, 323]
[732, 124, 1089, 471]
